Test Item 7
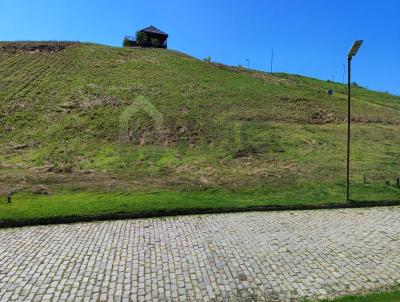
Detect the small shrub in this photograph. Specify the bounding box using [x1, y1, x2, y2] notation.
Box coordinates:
[122, 37, 130, 47]
[203, 56, 211, 63]
[136, 31, 148, 47]
[150, 38, 160, 48]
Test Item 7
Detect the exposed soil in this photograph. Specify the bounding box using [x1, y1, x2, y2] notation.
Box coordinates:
[309, 109, 336, 124]
[212, 62, 293, 85]
[0, 42, 79, 54]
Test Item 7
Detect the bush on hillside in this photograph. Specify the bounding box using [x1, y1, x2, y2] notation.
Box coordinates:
[136, 31, 148, 47]
[123, 37, 131, 47]
[203, 56, 212, 63]
[151, 38, 161, 48]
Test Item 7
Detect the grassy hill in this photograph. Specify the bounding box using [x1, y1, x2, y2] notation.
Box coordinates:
[0, 42, 399, 221]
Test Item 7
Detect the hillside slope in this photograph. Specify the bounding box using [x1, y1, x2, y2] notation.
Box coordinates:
[1, 42, 399, 202]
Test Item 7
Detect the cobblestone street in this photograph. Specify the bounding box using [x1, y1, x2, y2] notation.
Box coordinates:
[0, 207, 399, 301]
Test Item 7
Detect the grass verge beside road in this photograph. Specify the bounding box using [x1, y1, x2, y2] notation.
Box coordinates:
[0, 182, 399, 227]
[323, 287, 400, 301]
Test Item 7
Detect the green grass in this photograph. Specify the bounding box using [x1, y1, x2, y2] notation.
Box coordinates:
[1, 182, 399, 222]
[321, 287, 400, 301]
[0, 189, 309, 221]
[0, 42, 399, 222]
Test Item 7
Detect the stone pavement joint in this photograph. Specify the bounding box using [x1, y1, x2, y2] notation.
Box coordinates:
[0, 207, 400, 301]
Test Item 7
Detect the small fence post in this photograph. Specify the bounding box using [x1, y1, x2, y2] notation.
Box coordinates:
[397, 177, 400, 188]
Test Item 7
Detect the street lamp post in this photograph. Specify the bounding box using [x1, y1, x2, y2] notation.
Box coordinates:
[270, 49, 274, 74]
[346, 40, 363, 202]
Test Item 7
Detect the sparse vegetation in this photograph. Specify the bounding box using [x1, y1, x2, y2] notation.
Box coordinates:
[136, 31, 147, 47]
[0, 42, 399, 222]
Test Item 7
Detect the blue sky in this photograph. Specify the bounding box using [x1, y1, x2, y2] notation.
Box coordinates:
[1, 0, 399, 94]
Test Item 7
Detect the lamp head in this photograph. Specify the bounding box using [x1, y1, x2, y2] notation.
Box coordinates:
[348, 40, 363, 59]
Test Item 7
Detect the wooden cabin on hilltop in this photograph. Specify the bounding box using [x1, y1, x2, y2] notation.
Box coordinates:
[124, 26, 169, 49]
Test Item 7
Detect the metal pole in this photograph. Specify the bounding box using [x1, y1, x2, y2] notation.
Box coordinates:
[271, 49, 274, 74]
[346, 58, 352, 202]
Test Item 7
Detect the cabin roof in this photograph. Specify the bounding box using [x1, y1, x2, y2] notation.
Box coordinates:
[140, 26, 168, 37]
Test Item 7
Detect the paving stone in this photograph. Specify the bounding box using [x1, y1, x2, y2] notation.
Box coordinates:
[0, 207, 400, 301]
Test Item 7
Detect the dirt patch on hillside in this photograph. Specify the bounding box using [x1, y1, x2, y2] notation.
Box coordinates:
[309, 109, 336, 124]
[0, 42, 79, 54]
[212, 62, 293, 85]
